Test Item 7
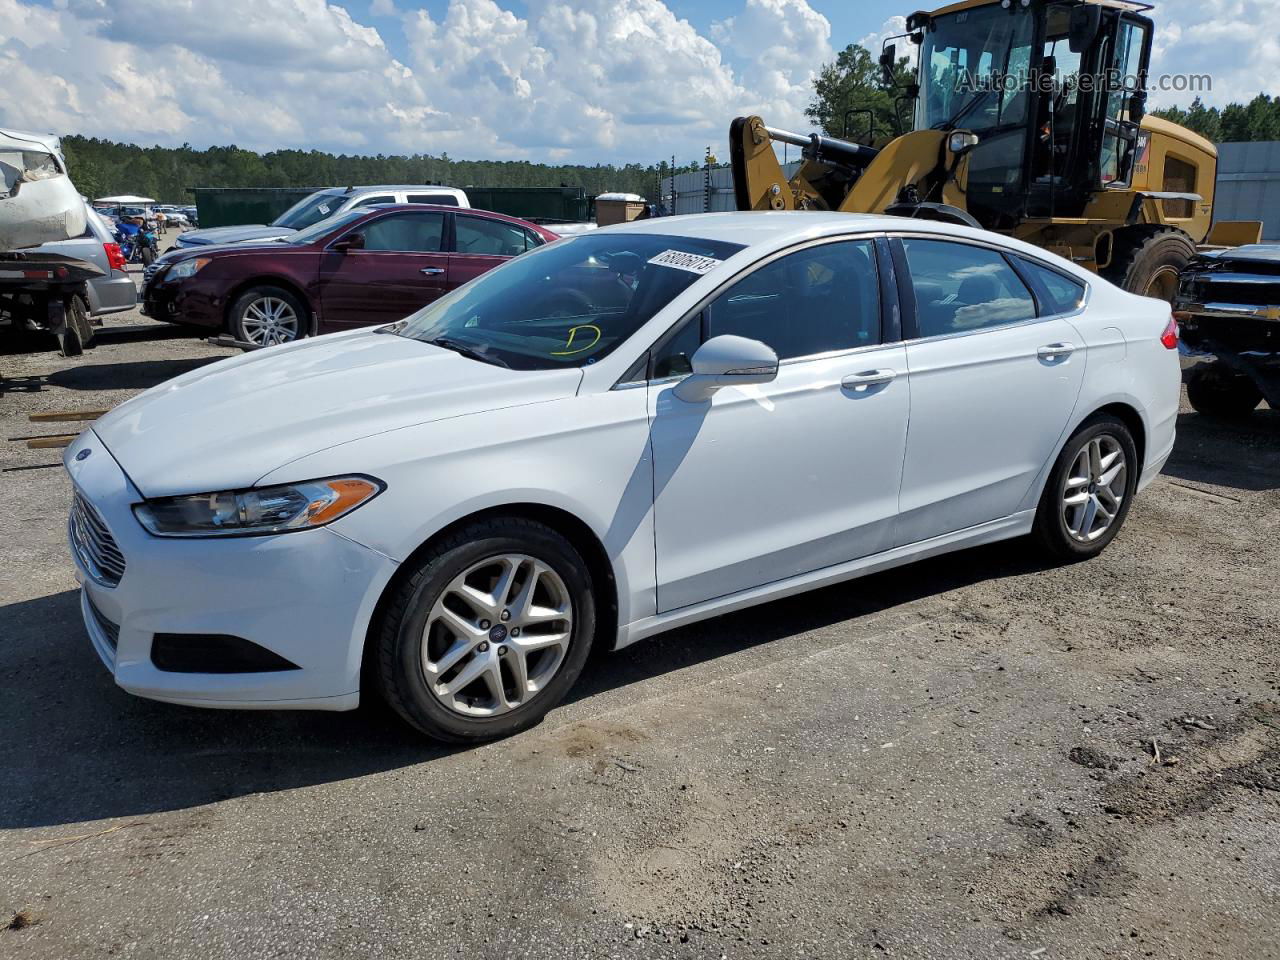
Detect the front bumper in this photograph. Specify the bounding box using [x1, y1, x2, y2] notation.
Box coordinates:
[64, 430, 398, 711]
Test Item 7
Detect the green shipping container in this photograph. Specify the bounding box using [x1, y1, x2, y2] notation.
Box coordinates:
[464, 186, 588, 223]
[193, 187, 322, 229]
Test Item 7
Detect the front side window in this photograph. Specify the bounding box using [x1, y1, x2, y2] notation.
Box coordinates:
[356, 212, 445, 252]
[901, 238, 1036, 336]
[650, 240, 882, 377]
[455, 216, 534, 257]
[350, 194, 395, 209]
[395, 233, 743, 370]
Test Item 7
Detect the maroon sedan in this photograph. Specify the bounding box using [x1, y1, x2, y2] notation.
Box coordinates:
[141, 205, 559, 345]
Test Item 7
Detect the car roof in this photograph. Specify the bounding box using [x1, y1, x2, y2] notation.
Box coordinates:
[590, 211, 1094, 279]
[353, 203, 550, 230]
[318, 185, 467, 195]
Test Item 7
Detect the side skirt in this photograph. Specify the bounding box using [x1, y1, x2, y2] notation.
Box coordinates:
[614, 511, 1036, 649]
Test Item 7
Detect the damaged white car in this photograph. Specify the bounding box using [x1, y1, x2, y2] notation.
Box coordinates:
[1, 128, 86, 251]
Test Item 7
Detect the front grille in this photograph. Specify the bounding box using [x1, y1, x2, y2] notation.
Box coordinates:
[87, 594, 120, 650]
[70, 491, 127, 587]
[142, 262, 161, 285]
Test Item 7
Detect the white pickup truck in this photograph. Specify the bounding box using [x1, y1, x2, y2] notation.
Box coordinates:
[1, 129, 102, 354]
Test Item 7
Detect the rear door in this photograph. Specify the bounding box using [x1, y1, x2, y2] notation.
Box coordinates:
[892, 235, 1086, 545]
[318, 210, 449, 329]
[446, 213, 540, 290]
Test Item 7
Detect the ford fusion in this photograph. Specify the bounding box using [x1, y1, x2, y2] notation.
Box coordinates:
[66, 213, 1181, 742]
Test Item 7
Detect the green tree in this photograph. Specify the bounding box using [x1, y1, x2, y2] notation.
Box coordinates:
[806, 43, 914, 143]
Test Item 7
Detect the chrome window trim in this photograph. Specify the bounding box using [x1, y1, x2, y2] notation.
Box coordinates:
[889, 232, 1092, 347]
[612, 231, 888, 389]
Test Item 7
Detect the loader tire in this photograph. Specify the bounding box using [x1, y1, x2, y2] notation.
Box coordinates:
[1103, 227, 1195, 303]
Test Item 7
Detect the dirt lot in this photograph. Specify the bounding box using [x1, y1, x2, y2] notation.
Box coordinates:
[2, 286, 1278, 959]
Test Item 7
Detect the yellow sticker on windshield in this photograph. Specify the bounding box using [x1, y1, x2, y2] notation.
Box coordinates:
[551, 324, 602, 356]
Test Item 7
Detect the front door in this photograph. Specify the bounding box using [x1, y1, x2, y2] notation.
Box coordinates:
[892, 236, 1086, 545]
[647, 238, 911, 612]
[318, 210, 448, 330]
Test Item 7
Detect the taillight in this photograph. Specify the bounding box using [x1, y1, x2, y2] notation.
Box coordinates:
[1160, 316, 1179, 350]
[104, 242, 127, 271]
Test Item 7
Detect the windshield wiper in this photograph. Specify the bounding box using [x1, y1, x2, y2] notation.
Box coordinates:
[426, 336, 510, 368]
[933, 88, 993, 130]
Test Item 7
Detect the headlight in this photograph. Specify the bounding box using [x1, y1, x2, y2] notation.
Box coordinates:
[133, 476, 384, 538]
[168, 257, 210, 279]
[948, 131, 980, 155]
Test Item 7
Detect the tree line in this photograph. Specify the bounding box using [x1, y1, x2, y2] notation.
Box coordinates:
[60, 135, 704, 205]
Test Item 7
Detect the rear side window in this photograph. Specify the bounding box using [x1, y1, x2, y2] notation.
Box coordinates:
[407, 193, 459, 206]
[900, 238, 1036, 337]
[455, 215, 535, 256]
[1017, 258, 1086, 315]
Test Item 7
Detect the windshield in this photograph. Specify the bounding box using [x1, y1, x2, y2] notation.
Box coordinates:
[273, 191, 346, 229]
[285, 208, 367, 245]
[395, 233, 744, 370]
[917, 6, 1037, 133]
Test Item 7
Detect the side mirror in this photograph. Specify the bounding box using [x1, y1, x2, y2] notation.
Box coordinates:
[333, 232, 365, 252]
[879, 44, 897, 87]
[1128, 90, 1148, 124]
[1068, 5, 1101, 53]
[672, 335, 779, 403]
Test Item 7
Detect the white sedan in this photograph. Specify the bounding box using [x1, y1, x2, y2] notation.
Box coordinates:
[65, 212, 1181, 741]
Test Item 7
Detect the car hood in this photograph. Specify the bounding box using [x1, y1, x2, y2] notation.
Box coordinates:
[93, 330, 584, 497]
[178, 225, 297, 246]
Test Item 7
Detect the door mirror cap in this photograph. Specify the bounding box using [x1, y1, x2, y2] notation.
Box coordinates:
[673, 335, 779, 403]
[333, 232, 365, 252]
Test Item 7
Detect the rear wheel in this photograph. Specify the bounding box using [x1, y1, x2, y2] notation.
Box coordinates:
[1186, 362, 1262, 418]
[230, 285, 307, 347]
[1103, 227, 1195, 303]
[1032, 414, 1139, 562]
[373, 518, 597, 742]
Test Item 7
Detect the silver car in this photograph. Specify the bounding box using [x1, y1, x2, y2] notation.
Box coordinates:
[38, 205, 137, 317]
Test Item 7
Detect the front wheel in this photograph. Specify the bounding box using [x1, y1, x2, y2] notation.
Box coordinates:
[1032, 414, 1139, 562]
[373, 518, 597, 742]
[140, 246, 156, 266]
[1186, 362, 1262, 419]
[229, 285, 307, 347]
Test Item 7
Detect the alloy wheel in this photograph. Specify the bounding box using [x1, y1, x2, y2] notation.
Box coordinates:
[240, 296, 300, 346]
[1061, 434, 1127, 542]
[421, 554, 573, 717]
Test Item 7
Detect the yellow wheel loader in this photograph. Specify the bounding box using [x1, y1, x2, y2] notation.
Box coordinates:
[730, 0, 1260, 300]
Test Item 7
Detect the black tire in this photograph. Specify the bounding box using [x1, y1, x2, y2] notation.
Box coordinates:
[140, 246, 156, 267]
[1185, 362, 1262, 419]
[57, 296, 93, 357]
[1102, 227, 1195, 303]
[229, 285, 309, 346]
[1032, 414, 1139, 562]
[373, 518, 597, 743]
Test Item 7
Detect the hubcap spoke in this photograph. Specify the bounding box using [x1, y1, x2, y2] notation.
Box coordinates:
[1061, 433, 1127, 543]
[420, 552, 573, 718]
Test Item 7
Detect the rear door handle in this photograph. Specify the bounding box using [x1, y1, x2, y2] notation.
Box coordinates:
[1037, 342, 1075, 360]
[841, 369, 897, 391]
[420, 267, 445, 276]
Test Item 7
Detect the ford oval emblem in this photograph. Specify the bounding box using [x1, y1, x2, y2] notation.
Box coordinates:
[75, 448, 92, 461]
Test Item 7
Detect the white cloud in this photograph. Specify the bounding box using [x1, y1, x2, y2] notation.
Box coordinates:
[9, 0, 1271, 168]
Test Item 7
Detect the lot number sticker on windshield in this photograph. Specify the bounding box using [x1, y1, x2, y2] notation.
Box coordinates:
[648, 250, 725, 275]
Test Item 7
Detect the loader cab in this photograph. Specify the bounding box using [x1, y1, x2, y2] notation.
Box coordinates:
[909, 0, 1153, 227]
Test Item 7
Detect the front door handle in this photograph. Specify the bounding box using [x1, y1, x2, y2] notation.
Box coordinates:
[1037, 342, 1075, 360]
[841, 369, 897, 391]
[420, 267, 446, 276]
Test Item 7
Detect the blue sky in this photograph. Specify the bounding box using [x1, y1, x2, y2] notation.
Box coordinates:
[1, 0, 1271, 165]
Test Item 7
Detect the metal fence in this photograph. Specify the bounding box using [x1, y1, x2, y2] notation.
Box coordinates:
[658, 162, 801, 215]
[659, 143, 1280, 242]
[1215, 142, 1280, 242]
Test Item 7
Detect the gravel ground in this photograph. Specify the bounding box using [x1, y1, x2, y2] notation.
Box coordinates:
[2, 279, 1278, 959]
